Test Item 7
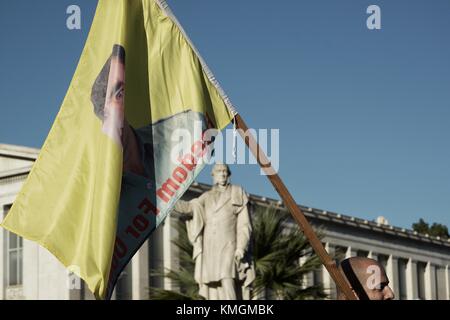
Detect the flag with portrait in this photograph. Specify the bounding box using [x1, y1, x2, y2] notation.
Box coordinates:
[1, 0, 235, 299]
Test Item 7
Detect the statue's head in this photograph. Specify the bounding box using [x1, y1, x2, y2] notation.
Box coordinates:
[211, 163, 231, 186]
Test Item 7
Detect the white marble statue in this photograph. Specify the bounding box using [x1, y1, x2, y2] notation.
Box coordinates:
[174, 163, 255, 300]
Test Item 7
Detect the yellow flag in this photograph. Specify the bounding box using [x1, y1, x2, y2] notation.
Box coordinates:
[1, 0, 234, 299]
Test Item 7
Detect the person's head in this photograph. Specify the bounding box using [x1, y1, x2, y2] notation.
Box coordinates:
[91, 44, 126, 145]
[211, 163, 231, 186]
[337, 257, 395, 300]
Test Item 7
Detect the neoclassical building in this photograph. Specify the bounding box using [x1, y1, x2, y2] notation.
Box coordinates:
[1, 143, 449, 300]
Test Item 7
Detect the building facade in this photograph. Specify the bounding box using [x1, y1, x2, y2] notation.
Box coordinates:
[1, 143, 449, 300]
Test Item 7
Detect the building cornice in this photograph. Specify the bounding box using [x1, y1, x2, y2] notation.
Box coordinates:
[0, 166, 33, 180]
[0, 143, 39, 161]
[189, 181, 450, 249]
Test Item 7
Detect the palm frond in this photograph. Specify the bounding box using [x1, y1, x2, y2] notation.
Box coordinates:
[251, 205, 327, 300]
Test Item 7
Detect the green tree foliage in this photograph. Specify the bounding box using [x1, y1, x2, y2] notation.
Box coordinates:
[429, 223, 449, 238]
[412, 218, 430, 235]
[412, 218, 449, 238]
[251, 206, 327, 299]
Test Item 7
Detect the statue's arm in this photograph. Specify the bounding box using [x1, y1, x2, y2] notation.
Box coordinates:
[173, 194, 206, 218]
[173, 199, 194, 219]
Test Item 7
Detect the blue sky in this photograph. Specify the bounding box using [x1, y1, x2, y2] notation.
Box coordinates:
[0, 0, 449, 229]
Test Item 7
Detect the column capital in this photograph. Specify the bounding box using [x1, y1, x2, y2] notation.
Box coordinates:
[345, 246, 357, 259]
[368, 251, 378, 260]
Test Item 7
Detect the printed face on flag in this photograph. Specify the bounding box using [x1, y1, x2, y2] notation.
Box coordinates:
[91, 45, 146, 177]
[103, 53, 125, 146]
[90, 44, 127, 147]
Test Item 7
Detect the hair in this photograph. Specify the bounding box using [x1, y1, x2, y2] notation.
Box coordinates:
[211, 163, 231, 176]
[91, 44, 126, 120]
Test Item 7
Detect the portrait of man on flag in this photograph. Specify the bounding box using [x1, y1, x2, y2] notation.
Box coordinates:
[88, 40, 225, 298]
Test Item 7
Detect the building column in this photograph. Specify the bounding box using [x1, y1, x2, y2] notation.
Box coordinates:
[425, 262, 436, 300]
[446, 265, 450, 300]
[345, 247, 357, 259]
[386, 255, 399, 299]
[163, 217, 178, 291]
[131, 239, 149, 300]
[299, 256, 313, 289]
[0, 209, 4, 300]
[23, 241, 39, 299]
[148, 218, 165, 293]
[322, 243, 336, 299]
[406, 259, 418, 300]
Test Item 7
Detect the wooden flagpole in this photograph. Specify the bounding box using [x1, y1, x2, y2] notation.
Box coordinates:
[234, 114, 358, 300]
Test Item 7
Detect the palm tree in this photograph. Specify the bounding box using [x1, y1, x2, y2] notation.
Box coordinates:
[149, 205, 327, 300]
[251, 205, 327, 299]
